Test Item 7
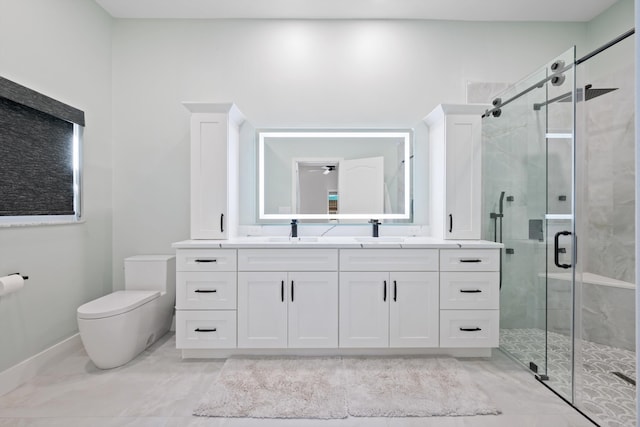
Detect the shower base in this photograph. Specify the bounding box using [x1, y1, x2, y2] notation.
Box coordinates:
[500, 328, 636, 427]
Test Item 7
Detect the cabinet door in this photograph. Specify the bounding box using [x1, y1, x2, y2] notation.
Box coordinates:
[444, 114, 481, 239]
[389, 272, 439, 348]
[287, 272, 338, 348]
[190, 112, 228, 239]
[237, 272, 287, 348]
[339, 272, 389, 348]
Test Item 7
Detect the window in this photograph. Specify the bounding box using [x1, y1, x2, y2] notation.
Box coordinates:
[0, 76, 84, 225]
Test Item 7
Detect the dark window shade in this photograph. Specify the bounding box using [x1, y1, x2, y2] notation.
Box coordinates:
[0, 97, 75, 216]
[0, 76, 84, 126]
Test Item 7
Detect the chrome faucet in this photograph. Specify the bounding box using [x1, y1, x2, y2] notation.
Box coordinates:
[369, 219, 380, 238]
[290, 219, 298, 238]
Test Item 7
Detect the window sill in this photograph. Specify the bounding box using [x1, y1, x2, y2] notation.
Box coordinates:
[0, 218, 86, 228]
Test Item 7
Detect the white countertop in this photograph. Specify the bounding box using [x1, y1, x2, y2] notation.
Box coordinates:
[172, 236, 503, 249]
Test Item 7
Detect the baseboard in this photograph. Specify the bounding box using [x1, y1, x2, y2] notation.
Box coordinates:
[181, 347, 493, 359]
[0, 333, 82, 397]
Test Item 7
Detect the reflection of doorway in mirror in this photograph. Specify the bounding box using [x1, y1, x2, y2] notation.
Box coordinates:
[293, 158, 341, 222]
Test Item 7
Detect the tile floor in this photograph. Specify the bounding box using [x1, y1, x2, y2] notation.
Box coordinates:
[500, 328, 636, 427]
[0, 333, 594, 426]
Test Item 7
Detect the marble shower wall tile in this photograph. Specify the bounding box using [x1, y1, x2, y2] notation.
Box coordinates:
[583, 64, 635, 284]
[581, 283, 635, 351]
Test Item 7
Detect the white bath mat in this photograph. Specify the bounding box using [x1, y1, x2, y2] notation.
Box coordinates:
[194, 356, 500, 419]
[344, 356, 501, 417]
[193, 357, 348, 419]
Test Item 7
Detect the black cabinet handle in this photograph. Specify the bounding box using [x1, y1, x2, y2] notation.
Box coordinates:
[281, 280, 284, 302]
[220, 213, 224, 233]
[194, 289, 217, 293]
[460, 289, 482, 293]
[449, 214, 453, 233]
[195, 328, 217, 332]
[393, 280, 397, 302]
[554, 230, 572, 269]
[291, 280, 294, 302]
[383, 280, 387, 302]
[460, 259, 481, 263]
[195, 259, 217, 263]
[459, 327, 482, 332]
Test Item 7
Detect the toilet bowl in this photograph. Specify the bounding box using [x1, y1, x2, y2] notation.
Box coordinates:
[77, 255, 176, 369]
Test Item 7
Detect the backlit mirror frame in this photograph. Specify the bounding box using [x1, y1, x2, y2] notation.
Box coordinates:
[258, 130, 411, 221]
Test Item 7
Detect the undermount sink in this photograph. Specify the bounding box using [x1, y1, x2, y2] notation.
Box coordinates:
[264, 236, 319, 243]
[297, 236, 319, 242]
[264, 236, 291, 242]
[354, 236, 405, 243]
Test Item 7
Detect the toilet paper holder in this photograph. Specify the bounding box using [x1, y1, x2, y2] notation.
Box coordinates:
[9, 273, 29, 280]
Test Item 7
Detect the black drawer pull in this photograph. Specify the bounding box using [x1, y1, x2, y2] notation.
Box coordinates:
[460, 259, 481, 263]
[195, 259, 217, 263]
[194, 289, 217, 293]
[459, 327, 482, 332]
[459, 289, 482, 293]
[383, 280, 387, 302]
[195, 328, 217, 332]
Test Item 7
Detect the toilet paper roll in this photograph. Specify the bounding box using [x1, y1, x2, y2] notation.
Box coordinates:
[0, 274, 24, 297]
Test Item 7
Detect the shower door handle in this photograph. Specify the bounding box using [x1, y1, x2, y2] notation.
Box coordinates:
[554, 231, 572, 269]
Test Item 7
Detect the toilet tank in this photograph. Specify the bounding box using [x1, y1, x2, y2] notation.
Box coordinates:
[124, 255, 176, 293]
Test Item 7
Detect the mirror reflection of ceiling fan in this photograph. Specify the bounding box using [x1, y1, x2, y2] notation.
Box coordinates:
[308, 165, 336, 174]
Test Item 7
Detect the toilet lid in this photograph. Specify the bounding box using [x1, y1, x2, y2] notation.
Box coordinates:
[77, 290, 160, 320]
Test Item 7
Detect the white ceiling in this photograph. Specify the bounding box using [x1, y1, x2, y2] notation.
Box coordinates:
[94, 0, 619, 22]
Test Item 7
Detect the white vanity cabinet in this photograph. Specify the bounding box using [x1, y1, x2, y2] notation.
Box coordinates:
[175, 249, 238, 349]
[438, 249, 500, 347]
[339, 249, 439, 348]
[183, 102, 245, 240]
[173, 241, 501, 357]
[237, 249, 339, 348]
[425, 104, 488, 240]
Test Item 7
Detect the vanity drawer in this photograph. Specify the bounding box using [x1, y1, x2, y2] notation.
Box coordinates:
[439, 310, 499, 348]
[340, 249, 438, 271]
[439, 249, 499, 271]
[440, 272, 499, 310]
[238, 249, 338, 271]
[176, 272, 237, 310]
[176, 249, 237, 272]
[176, 310, 237, 349]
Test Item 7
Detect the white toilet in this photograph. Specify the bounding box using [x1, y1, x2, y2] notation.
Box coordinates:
[77, 255, 176, 369]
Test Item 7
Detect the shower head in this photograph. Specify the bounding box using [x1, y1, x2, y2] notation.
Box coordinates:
[558, 84, 618, 102]
[534, 84, 619, 110]
[584, 85, 618, 101]
[499, 191, 506, 214]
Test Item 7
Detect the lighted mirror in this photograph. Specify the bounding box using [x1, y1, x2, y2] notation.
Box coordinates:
[258, 130, 411, 221]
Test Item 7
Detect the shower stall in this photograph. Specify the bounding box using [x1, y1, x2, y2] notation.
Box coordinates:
[481, 30, 636, 427]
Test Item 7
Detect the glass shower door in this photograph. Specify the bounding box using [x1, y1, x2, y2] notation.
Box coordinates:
[482, 47, 577, 401]
[542, 47, 576, 402]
